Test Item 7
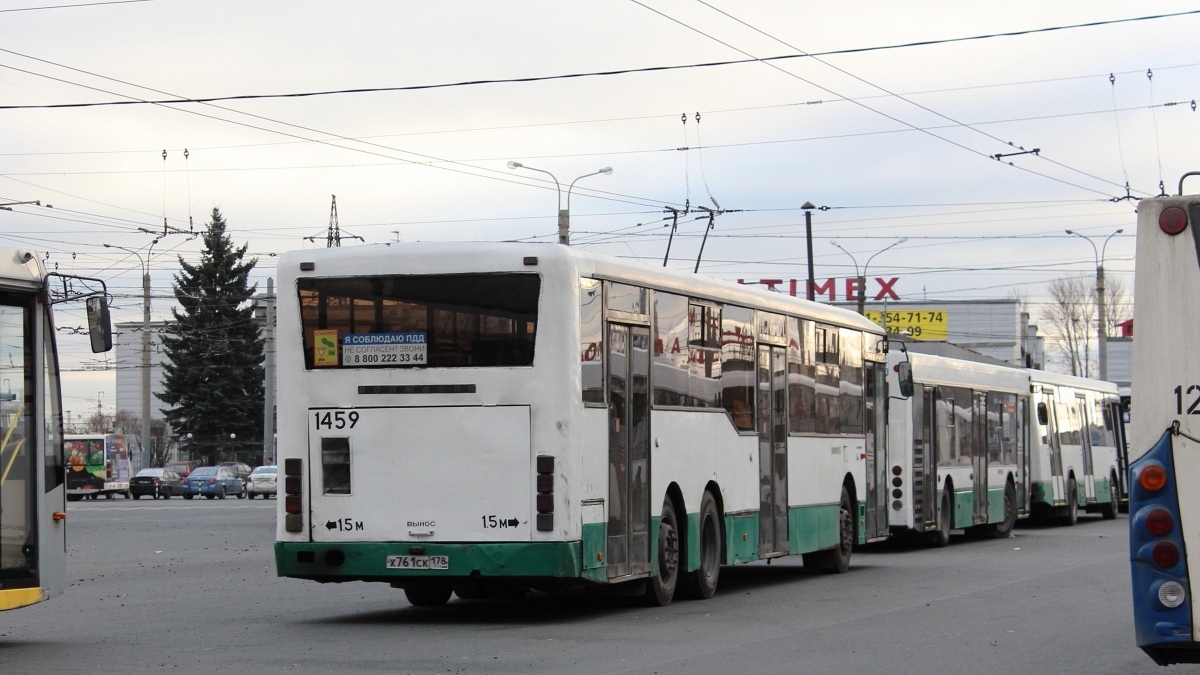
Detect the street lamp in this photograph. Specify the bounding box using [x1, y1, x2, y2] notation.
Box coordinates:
[507, 161, 613, 245]
[104, 238, 162, 469]
[830, 238, 907, 315]
[1066, 228, 1123, 380]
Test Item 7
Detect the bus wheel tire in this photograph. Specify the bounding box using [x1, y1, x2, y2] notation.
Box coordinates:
[681, 491, 722, 600]
[645, 497, 680, 606]
[1101, 475, 1119, 520]
[991, 482, 1018, 538]
[933, 488, 952, 548]
[823, 486, 855, 574]
[1063, 479, 1078, 526]
[404, 584, 452, 607]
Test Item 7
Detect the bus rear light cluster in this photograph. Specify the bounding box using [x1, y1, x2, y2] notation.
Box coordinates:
[891, 466, 903, 510]
[535, 455, 554, 532]
[1160, 206, 1189, 235]
[1160, 581, 1188, 609]
[1146, 508, 1175, 536]
[284, 458, 304, 533]
[1153, 541, 1182, 569]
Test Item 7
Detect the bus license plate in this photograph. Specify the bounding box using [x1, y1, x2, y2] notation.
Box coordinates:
[385, 555, 449, 570]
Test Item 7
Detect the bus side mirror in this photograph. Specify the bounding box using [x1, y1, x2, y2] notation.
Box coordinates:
[1037, 402, 1048, 426]
[896, 361, 913, 398]
[86, 296, 113, 353]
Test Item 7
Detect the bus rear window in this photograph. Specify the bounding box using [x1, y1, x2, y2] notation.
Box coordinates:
[298, 274, 539, 369]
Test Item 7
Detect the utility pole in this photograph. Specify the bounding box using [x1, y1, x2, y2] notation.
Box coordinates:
[803, 203, 816, 301]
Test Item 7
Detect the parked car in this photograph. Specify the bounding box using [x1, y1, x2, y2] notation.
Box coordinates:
[216, 461, 253, 482]
[164, 460, 204, 479]
[130, 468, 183, 499]
[245, 465, 277, 499]
[183, 466, 246, 500]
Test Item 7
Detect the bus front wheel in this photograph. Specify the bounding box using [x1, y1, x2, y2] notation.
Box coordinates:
[933, 487, 952, 548]
[1063, 478, 1079, 527]
[1101, 474, 1119, 520]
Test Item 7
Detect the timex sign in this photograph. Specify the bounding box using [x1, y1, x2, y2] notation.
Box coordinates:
[737, 278, 900, 302]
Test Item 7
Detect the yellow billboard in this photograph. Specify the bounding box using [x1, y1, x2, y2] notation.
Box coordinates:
[864, 309, 948, 341]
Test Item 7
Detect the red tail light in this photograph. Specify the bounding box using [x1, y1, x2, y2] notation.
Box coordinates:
[153, 478, 161, 485]
[1160, 206, 1189, 235]
[284, 458, 304, 533]
[1147, 508, 1174, 536]
[285, 494, 302, 514]
[209, 477, 217, 485]
[1153, 540, 1181, 568]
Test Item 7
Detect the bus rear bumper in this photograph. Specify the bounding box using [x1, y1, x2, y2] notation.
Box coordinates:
[275, 541, 585, 583]
[0, 586, 45, 612]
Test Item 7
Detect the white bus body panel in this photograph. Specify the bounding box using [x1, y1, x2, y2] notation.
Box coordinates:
[1132, 197, 1200, 641]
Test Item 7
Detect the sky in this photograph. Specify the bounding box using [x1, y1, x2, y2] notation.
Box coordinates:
[1, 0, 1198, 423]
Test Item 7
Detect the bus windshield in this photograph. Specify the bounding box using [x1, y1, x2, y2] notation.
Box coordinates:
[298, 273, 539, 370]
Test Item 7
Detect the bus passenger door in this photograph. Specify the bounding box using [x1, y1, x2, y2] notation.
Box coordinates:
[913, 386, 936, 529]
[1078, 394, 1096, 501]
[757, 345, 788, 557]
[973, 391, 988, 525]
[607, 324, 651, 579]
[1040, 389, 1064, 503]
[864, 361, 888, 540]
[1017, 398, 1031, 515]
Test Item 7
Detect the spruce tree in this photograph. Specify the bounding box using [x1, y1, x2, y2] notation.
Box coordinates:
[159, 208, 265, 465]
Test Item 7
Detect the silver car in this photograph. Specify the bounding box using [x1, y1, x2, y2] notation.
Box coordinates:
[245, 465, 277, 499]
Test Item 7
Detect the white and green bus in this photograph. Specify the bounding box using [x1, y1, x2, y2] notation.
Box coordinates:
[884, 350, 1030, 545]
[273, 243, 890, 605]
[1028, 370, 1123, 524]
[0, 246, 110, 613]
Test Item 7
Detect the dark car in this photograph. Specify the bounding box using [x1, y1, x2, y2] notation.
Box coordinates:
[217, 461, 253, 482]
[164, 460, 204, 479]
[130, 468, 183, 499]
[183, 466, 246, 500]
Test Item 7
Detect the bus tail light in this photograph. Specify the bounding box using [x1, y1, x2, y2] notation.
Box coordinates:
[1153, 541, 1181, 569]
[1147, 508, 1174, 536]
[284, 458, 304, 533]
[1160, 206, 1189, 235]
[536, 455, 553, 532]
[1160, 581, 1188, 609]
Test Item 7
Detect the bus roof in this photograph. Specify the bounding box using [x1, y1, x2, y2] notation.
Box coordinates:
[1028, 368, 1120, 395]
[279, 242, 884, 335]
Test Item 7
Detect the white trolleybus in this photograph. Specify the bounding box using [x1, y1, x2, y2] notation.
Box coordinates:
[274, 243, 892, 606]
[1128, 174, 1200, 665]
[0, 246, 111, 613]
[1027, 369, 1123, 525]
[884, 350, 1030, 544]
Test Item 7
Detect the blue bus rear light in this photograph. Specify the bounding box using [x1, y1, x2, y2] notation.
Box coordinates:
[1147, 508, 1175, 536]
[1153, 541, 1182, 569]
[1160, 581, 1188, 609]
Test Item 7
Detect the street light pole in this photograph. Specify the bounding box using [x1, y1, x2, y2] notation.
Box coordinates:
[1066, 229, 1123, 380]
[802, 203, 816, 301]
[104, 239, 161, 466]
[508, 162, 612, 245]
[831, 239, 907, 314]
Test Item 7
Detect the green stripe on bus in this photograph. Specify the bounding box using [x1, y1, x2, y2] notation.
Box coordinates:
[987, 487, 1005, 523]
[582, 521, 605, 571]
[725, 514, 758, 564]
[275, 541, 584, 579]
[953, 490, 974, 529]
[1030, 481, 1054, 508]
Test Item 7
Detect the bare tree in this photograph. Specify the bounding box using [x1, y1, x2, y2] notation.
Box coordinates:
[110, 410, 172, 467]
[1041, 276, 1095, 376]
[1104, 275, 1132, 335]
[84, 410, 113, 433]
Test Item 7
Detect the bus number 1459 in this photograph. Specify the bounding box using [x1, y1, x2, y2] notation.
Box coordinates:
[314, 410, 360, 429]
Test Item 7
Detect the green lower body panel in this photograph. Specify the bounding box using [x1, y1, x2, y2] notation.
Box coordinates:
[1095, 477, 1112, 504]
[1030, 480, 1055, 510]
[953, 490, 974, 529]
[986, 487, 1005, 524]
[276, 541, 584, 581]
[725, 514, 758, 564]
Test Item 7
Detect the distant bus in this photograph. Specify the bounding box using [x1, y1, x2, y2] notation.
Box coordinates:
[1027, 370, 1123, 524]
[274, 242, 890, 606]
[885, 350, 1030, 544]
[65, 434, 132, 501]
[0, 246, 111, 613]
[1128, 177, 1200, 664]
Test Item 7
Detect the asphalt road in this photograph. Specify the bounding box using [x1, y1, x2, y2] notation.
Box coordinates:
[1, 499, 1187, 674]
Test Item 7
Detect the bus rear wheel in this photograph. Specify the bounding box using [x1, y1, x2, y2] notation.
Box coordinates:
[933, 487, 952, 548]
[804, 486, 855, 573]
[681, 491, 721, 600]
[1062, 478, 1079, 526]
[990, 482, 1018, 538]
[1101, 474, 1119, 520]
[645, 497, 680, 606]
